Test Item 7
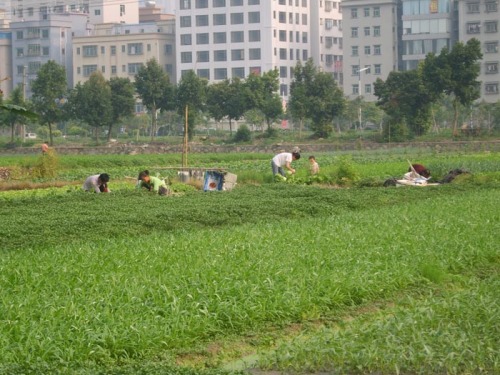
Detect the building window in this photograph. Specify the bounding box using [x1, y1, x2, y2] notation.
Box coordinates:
[213, 13, 226, 25]
[248, 0, 260, 4]
[485, 82, 499, 93]
[214, 0, 225, 6]
[127, 43, 143, 55]
[249, 48, 261, 60]
[111, 65, 117, 74]
[374, 45, 381, 55]
[351, 8, 357, 18]
[197, 50, 210, 62]
[248, 11, 260, 23]
[180, 16, 191, 27]
[120, 4, 125, 16]
[467, 2, 480, 13]
[231, 0, 243, 5]
[213, 32, 227, 43]
[180, 0, 191, 10]
[232, 67, 245, 78]
[374, 64, 381, 75]
[364, 46, 371, 55]
[231, 49, 244, 60]
[214, 50, 227, 61]
[467, 22, 481, 34]
[16, 31, 23, 40]
[352, 46, 358, 56]
[352, 84, 359, 95]
[365, 84, 371, 94]
[279, 48, 287, 60]
[279, 12, 286, 23]
[214, 68, 227, 80]
[364, 27, 370, 36]
[83, 65, 98, 77]
[373, 26, 380, 36]
[249, 30, 261, 42]
[181, 51, 192, 63]
[16, 48, 23, 57]
[485, 42, 499, 53]
[231, 12, 244, 24]
[373, 7, 380, 17]
[101, 46, 105, 54]
[196, 33, 209, 44]
[302, 14, 308, 25]
[42, 29, 49, 38]
[181, 34, 192, 46]
[485, 62, 498, 74]
[83, 45, 98, 57]
[364, 7, 370, 16]
[279, 30, 287, 41]
[485, 1, 498, 12]
[197, 69, 210, 79]
[128, 63, 143, 74]
[231, 31, 244, 43]
[195, 0, 208, 8]
[164, 44, 173, 55]
[351, 27, 358, 37]
[196, 15, 209, 26]
[484, 21, 498, 33]
[111, 46, 116, 55]
[302, 49, 308, 60]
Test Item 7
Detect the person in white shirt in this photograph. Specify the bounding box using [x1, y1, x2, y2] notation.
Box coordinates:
[82, 173, 110, 193]
[271, 151, 300, 177]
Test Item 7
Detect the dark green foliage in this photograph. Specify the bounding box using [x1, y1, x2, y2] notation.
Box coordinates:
[232, 124, 252, 143]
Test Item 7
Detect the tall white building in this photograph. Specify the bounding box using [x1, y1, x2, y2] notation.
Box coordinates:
[176, 0, 338, 102]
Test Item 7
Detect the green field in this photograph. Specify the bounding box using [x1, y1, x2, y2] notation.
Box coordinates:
[0, 150, 499, 374]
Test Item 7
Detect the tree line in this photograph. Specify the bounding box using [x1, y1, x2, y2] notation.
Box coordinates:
[1, 38, 499, 145]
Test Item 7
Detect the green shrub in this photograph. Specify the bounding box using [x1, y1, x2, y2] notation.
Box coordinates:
[32, 149, 59, 179]
[233, 125, 252, 143]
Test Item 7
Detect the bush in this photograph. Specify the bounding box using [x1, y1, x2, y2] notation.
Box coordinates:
[32, 149, 59, 179]
[233, 124, 252, 143]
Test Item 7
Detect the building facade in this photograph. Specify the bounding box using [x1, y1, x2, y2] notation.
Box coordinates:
[456, 0, 499, 101]
[72, 19, 176, 87]
[341, 0, 399, 102]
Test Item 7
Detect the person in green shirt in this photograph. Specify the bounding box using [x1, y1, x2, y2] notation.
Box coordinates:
[137, 170, 169, 196]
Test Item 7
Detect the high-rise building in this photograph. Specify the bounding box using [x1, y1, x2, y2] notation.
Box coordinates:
[343, 0, 499, 103]
[341, 0, 399, 102]
[176, 0, 341, 102]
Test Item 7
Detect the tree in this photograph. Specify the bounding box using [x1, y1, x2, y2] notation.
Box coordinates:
[374, 69, 433, 139]
[288, 59, 345, 138]
[176, 70, 207, 140]
[245, 69, 283, 134]
[207, 78, 249, 135]
[2, 87, 28, 142]
[134, 58, 173, 140]
[30, 60, 67, 146]
[67, 72, 112, 144]
[422, 39, 482, 136]
[288, 61, 313, 138]
[108, 77, 135, 141]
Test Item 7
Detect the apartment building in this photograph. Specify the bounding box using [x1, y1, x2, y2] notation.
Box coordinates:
[310, 0, 343, 84]
[341, 0, 399, 102]
[9, 12, 89, 98]
[176, 0, 316, 101]
[456, 0, 499, 102]
[72, 18, 176, 88]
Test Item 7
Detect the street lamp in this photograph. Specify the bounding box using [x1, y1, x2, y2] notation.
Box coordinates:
[358, 67, 369, 130]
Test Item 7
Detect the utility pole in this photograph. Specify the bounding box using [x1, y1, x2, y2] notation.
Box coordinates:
[358, 66, 369, 131]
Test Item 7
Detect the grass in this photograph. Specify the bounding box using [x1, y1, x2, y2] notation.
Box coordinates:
[0, 150, 499, 374]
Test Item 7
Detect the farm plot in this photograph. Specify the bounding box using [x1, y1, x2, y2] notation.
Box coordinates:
[0, 181, 499, 374]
